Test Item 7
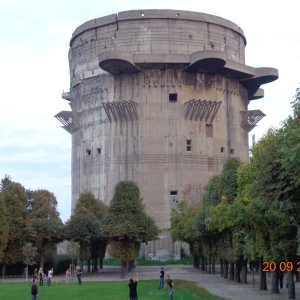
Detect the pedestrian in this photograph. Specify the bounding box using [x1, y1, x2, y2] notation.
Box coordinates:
[76, 266, 82, 285]
[165, 275, 175, 300]
[31, 279, 38, 300]
[128, 273, 138, 300]
[38, 267, 44, 286]
[46, 268, 53, 286]
[158, 267, 165, 289]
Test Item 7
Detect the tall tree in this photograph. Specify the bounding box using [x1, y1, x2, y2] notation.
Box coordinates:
[26, 189, 64, 268]
[64, 192, 107, 272]
[0, 192, 9, 263]
[0, 179, 27, 277]
[103, 181, 159, 278]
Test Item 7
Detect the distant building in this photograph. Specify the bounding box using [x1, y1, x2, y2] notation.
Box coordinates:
[56, 10, 278, 258]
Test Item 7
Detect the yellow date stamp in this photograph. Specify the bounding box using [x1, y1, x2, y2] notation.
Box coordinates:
[263, 261, 299, 272]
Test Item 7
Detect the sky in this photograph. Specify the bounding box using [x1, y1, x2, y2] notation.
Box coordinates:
[0, 0, 299, 222]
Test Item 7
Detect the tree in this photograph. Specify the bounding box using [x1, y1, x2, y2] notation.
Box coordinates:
[22, 242, 38, 282]
[103, 181, 159, 278]
[0, 192, 9, 263]
[26, 189, 64, 268]
[1, 179, 27, 277]
[171, 200, 201, 267]
[64, 192, 108, 272]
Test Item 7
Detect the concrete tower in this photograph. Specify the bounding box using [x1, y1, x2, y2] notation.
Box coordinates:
[56, 10, 278, 258]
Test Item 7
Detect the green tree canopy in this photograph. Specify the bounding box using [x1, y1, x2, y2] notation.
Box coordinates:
[26, 189, 64, 268]
[0, 192, 9, 262]
[103, 181, 159, 277]
[1, 179, 27, 276]
[65, 192, 108, 272]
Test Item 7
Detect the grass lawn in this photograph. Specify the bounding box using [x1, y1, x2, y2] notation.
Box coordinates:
[0, 280, 223, 300]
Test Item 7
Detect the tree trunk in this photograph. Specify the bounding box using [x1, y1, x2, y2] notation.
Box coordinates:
[208, 256, 212, 274]
[271, 271, 280, 294]
[220, 258, 224, 277]
[205, 257, 208, 272]
[295, 271, 299, 282]
[26, 264, 28, 282]
[259, 259, 267, 290]
[229, 262, 234, 280]
[241, 259, 247, 284]
[40, 252, 44, 269]
[234, 260, 241, 283]
[92, 258, 96, 273]
[87, 259, 91, 273]
[120, 261, 128, 279]
[193, 255, 200, 269]
[212, 257, 216, 274]
[99, 257, 103, 270]
[224, 259, 229, 279]
[287, 271, 296, 299]
[2, 264, 6, 279]
[80, 259, 84, 271]
[201, 256, 205, 271]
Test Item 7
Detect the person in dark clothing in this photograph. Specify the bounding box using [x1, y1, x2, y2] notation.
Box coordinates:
[128, 273, 138, 300]
[31, 279, 38, 300]
[38, 267, 44, 286]
[165, 275, 174, 300]
[76, 266, 82, 285]
[158, 267, 165, 289]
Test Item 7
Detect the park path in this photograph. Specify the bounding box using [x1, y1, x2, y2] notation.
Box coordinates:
[1, 265, 298, 299]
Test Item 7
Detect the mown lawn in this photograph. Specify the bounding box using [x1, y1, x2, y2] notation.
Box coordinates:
[0, 280, 223, 300]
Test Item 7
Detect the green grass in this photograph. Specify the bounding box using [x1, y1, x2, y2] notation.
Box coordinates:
[0, 280, 223, 300]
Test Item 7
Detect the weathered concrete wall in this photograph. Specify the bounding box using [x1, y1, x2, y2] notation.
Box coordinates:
[57, 9, 278, 259]
[71, 70, 248, 227]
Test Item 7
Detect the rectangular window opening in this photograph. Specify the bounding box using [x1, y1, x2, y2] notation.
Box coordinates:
[170, 191, 178, 196]
[169, 93, 177, 102]
[221, 147, 225, 153]
[97, 148, 101, 154]
[86, 149, 91, 155]
[186, 139, 192, 151]
[230, 148, 235, 155]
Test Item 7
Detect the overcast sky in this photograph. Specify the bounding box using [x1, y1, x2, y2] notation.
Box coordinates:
[0, 0, 299, 221]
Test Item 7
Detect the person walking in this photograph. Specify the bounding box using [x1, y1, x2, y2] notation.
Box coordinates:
[38, 267, 44, 286]
[76, 266, 82, 285]
[46, 268, 53, 286]
[158, 267, 165, 289]
[128, 273, 139, 300]
[31, 279, 38, 300]
[165, 275, 175, 300]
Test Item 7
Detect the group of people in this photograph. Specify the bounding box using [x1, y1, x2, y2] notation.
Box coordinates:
[31, 267, 54, 300]
[159, 267, 175, 300]
[128, 267, 175, 300]
[31, 265, 175, 300]
[32, 267, 53, 286]
[65, 264, 82, 284]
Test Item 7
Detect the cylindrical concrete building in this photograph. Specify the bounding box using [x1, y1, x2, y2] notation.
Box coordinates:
[56, 9, 278, 258]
